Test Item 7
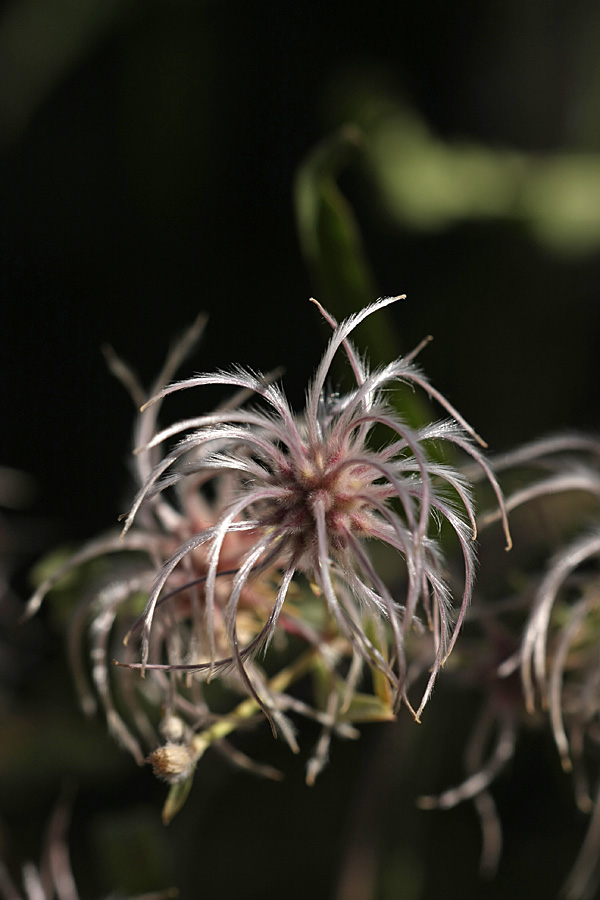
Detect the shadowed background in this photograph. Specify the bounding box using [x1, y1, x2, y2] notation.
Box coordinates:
[1, 1, 600, 898]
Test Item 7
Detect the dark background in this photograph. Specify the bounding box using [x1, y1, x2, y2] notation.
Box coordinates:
[1, 1, 600, 898]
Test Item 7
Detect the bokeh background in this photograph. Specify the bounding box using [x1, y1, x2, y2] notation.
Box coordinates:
[2, 1, 600, 898]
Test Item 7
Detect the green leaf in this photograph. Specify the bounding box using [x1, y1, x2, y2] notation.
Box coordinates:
[295, 126, 435, 428]
[294, 125, 379, 323]
[162, 772, 195, 825]
[339, 691, 396, 724]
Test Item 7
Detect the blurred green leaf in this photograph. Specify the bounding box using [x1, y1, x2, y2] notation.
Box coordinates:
[0, 0, 135, 147]
[29, 545, 148, 625]
[162, 773, 194, 825]
[340, 690, 396, 724]
[295, 126, 436, 428]
[294, 125, 379, 316]
[330, 78, 600, 257]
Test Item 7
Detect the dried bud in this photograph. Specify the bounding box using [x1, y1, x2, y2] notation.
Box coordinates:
[149, 743, 194, 783]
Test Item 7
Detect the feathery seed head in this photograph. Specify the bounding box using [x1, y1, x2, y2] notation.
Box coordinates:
[123, 295, 510, 720]
[435, 434, 600, 897]
[27, 296, 511, 814]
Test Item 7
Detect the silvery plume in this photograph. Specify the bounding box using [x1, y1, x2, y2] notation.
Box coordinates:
[26, 296, 509, 815]
[422, 434, 600, 899]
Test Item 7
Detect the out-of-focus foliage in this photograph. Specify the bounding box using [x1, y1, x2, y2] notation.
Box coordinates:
[0, 0, 135, 146]
[325, 76, 600, 257]
[294, 128, 436, 430]
[295, 126, 379, 319]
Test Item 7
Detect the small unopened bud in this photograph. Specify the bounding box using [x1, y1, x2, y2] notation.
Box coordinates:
[160, 714, 187, 743]
[149, 742, 194, 783]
